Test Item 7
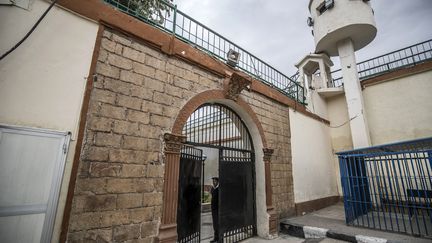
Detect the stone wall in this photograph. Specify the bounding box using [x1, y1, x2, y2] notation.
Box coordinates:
[242, 92, 294, 217]
[67, 28, 294, 242]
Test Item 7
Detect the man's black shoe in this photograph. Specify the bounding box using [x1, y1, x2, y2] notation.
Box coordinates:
[210, 239, 218, 243]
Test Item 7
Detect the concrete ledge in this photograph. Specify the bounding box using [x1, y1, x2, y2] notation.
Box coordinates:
[280, 220, 432, 243]
[281, 222, 305, 238]
[303, 226, 328, 239]
[281, 203, 432, 243]
[326, 230, 356, 242]
[281, 221, 385, 243]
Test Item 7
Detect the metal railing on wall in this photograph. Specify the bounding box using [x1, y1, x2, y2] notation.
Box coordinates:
[337, 138, 432, 237]
[330, 39, 432, 87]
[103, 0, 306, 104]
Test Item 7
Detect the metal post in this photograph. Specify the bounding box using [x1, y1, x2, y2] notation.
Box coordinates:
[302, 86, 305, 104]
[202, 155, 206, 202]
[410, 47, 416, 65]
[172, 4, 177, 36]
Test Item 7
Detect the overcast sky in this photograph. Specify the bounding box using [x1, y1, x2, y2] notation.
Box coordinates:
[174, 0, 432, 75]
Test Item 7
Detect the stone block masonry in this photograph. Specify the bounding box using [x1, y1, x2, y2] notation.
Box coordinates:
[242, 92, 295, 218]
[67, 28, 295, 242]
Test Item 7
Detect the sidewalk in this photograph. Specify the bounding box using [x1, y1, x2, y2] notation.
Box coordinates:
[200, 213, 346, 243]
[280, 203, 432, 243]
[201, 212, 214, 241]
[243, 234, 347, 243]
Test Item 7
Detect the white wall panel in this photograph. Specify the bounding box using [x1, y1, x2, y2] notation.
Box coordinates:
[0, 125, 69, 243]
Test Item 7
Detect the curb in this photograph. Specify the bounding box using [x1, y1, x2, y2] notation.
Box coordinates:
[281, 222, 388, 243]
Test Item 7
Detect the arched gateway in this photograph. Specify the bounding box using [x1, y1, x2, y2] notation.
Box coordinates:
[178, 104, 256, 242]
[158, 90, 277, 243]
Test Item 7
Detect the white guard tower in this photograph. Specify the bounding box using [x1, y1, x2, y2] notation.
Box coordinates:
[296, 53, 336, 120]
[308, 0, 377, 148]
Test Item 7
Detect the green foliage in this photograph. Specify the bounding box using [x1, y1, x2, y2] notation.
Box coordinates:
[118, 0, 174, 24]
[202, 191, 211, 203]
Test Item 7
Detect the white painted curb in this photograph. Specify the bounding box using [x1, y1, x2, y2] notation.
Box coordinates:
[303, 226, 328, 239]
[356, 235, 387, 243]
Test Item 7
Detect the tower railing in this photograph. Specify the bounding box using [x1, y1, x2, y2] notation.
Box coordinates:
[337, 137, 432, 237]
[330, 39, 432, 87]
[103, 0, 306, 104]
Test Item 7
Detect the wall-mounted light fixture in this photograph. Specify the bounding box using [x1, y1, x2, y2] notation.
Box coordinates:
[227, 49, 240, 67]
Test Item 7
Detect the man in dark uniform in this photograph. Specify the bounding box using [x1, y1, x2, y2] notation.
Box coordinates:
[210, 177, 219, 243]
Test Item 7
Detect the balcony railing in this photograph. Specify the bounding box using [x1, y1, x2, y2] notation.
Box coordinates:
[103, 0, 306, 104]
[331, 39, 432, 87]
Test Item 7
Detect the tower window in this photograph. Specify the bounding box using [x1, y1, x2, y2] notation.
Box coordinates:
[317, 0, 334, 15]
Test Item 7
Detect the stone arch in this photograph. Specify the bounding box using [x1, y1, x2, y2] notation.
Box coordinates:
[172, 90, 267, 148]
[158, 90, 277, 243]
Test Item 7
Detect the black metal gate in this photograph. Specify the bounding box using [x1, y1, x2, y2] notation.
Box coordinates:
[177, 145, 203, 243]
[219, 148, 256, 242]
[182, 103, 256, 243]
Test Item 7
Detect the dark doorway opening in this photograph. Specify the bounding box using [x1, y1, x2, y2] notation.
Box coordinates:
[178, 103, 256, 243]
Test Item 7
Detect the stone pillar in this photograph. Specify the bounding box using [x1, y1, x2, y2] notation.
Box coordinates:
[318, 60, 328, 88]
[263, 148, 278, 235]
[337, 38, 371, 148]
[157, 133, 186, 243]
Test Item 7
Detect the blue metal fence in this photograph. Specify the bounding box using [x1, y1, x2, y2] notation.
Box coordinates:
[338, 138, 432, 238]
[103, 0, 306, 104]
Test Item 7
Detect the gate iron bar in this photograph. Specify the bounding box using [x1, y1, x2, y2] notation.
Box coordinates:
[338, 137, 432, 238]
